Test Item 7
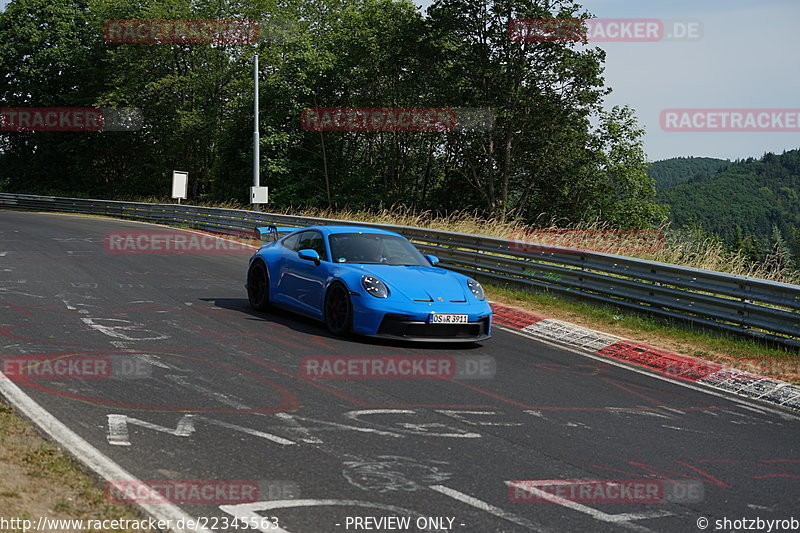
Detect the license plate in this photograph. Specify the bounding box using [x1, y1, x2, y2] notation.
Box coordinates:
[430, 313, 469, 324]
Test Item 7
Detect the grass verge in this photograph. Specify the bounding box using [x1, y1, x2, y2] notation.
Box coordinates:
[0, 401, 153, 532]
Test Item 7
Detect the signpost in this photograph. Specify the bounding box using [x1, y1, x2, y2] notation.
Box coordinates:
[251, 53, 269, 205]
[172, 171, 188, 204]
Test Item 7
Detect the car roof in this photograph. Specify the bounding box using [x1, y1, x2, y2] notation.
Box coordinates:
[297, 225, 404, 238]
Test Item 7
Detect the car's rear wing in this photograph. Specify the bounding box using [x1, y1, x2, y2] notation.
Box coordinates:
[255, 225, 300, 242]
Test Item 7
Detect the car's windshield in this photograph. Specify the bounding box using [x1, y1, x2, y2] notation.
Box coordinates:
[328, 233, 429, 266]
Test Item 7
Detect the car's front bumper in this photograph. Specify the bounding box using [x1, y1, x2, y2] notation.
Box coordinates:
[371, 313, 491, 342]
[350, 295, 492, 342]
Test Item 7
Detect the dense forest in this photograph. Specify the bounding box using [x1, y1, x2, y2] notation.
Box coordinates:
[654, 150, 800, 263]
[647, 156, 730, 189]
[0, 0, 663, 227]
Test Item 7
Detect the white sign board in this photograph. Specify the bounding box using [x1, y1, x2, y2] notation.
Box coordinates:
[251, 186, 269, 204]
[172, 171, 188, 200]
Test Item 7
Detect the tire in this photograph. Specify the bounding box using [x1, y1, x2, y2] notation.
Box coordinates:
[324, 282, 352, 336]
[247, 260, 271, 311]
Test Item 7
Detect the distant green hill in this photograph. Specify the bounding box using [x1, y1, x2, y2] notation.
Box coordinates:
[648, 156, 730, 188]
[654, 150, 800, 258]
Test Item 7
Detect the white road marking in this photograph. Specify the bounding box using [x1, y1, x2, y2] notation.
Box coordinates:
[166, 374, 252, 410]
[133, 353, 177, 369]
[342, 456, 451, 493]
[748, 503, 774, 511]
[107, 414, 197, 446]
[565, 421, 591, 429]
[0, 375, 210, 532]
[283, 412, 402, 438]
[70, 281, 98, 288]
[660, 425, 706, 434]
[504, 481, 671, 531]
[274, 413, 323, 443]
[738, 404, 767, 414]
[220, 499, 425, 533]
[80, 317, 169, 340]
[524, 410, 546, 418]
[106, 414, 294, 447]
[435, 410, 523, 427]
[344, 409, 482, 438]
[604, 408, 674, 420]
[430, 484, 553, 532]
[199, 418, 295, 446]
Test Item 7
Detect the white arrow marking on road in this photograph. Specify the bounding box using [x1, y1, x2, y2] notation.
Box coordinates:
[107, 414, 197, 446]
[106, 414, 294, 447]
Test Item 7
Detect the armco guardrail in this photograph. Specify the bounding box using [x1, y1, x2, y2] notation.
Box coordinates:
[2, 192, 799, 348]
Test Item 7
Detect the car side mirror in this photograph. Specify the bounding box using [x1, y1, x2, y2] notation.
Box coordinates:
[298, 249, 321, 264]
[425, 254, 440, 266]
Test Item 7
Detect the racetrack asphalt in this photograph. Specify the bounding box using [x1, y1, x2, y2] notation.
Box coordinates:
[0, 210, 797, 533]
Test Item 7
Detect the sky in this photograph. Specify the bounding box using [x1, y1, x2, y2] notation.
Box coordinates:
[567, 0, 800, 161]
[2, 0, 798, 162]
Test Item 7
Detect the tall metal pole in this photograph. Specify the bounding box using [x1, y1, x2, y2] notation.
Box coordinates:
[253, 54, 260, 189]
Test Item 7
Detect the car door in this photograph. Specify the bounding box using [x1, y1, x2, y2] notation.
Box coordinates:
[280, 230, 328, 316]
[268, 232, 301, 307]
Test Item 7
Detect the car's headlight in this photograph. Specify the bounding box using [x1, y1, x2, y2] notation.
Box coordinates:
[467, 278, 485, 300]
[362, 275, 389, 298]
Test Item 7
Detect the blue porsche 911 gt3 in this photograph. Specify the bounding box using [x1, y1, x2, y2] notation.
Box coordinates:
[246, 225, 492, 342]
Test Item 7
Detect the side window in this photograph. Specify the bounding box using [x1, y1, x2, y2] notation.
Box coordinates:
[287, 231, 328, 261]
[281, 233, 300, 250]
[297, 231, 328, 261]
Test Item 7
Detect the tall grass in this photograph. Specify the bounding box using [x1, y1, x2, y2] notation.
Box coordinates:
[129, 196, 800, 285]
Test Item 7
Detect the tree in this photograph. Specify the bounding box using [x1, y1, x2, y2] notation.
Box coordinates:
[425, 0, 609, 221]
[585, 105, 666, 227]
[2, 0, 674, 232]
[765, 224, 796, 273]
[0, 0, 112, 194]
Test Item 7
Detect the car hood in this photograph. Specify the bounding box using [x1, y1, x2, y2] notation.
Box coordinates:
[356, 265, 469, 302]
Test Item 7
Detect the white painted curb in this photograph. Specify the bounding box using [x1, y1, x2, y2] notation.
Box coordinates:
[0, 375, 212, 533]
